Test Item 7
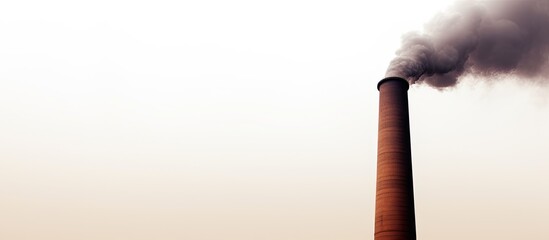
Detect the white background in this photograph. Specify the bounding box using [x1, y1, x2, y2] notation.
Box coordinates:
[1, 0, 548, 239]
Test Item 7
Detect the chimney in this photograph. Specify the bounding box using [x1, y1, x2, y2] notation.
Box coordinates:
[375, 77, 416, 240]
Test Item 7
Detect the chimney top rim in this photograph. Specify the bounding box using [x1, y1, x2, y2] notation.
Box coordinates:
[377, 77, 409, 91]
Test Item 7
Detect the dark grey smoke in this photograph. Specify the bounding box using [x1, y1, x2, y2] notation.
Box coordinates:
[386, 0, 549, 88]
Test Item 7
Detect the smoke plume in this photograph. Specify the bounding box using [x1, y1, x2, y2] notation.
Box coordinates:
[386, 0, 549, 88]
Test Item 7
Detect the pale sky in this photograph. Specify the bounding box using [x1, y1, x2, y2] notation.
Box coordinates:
[1, 1, 548, 240]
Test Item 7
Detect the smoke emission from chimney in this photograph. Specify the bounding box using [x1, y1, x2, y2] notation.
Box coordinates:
[386, 0, 549, 88]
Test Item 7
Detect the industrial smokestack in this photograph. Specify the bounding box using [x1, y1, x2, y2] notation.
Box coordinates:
[375, 77, 416, 240]
[375, 1, 548, 239]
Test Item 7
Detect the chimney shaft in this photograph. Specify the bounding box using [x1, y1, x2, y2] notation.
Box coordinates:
[375, 77, 416, 240]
